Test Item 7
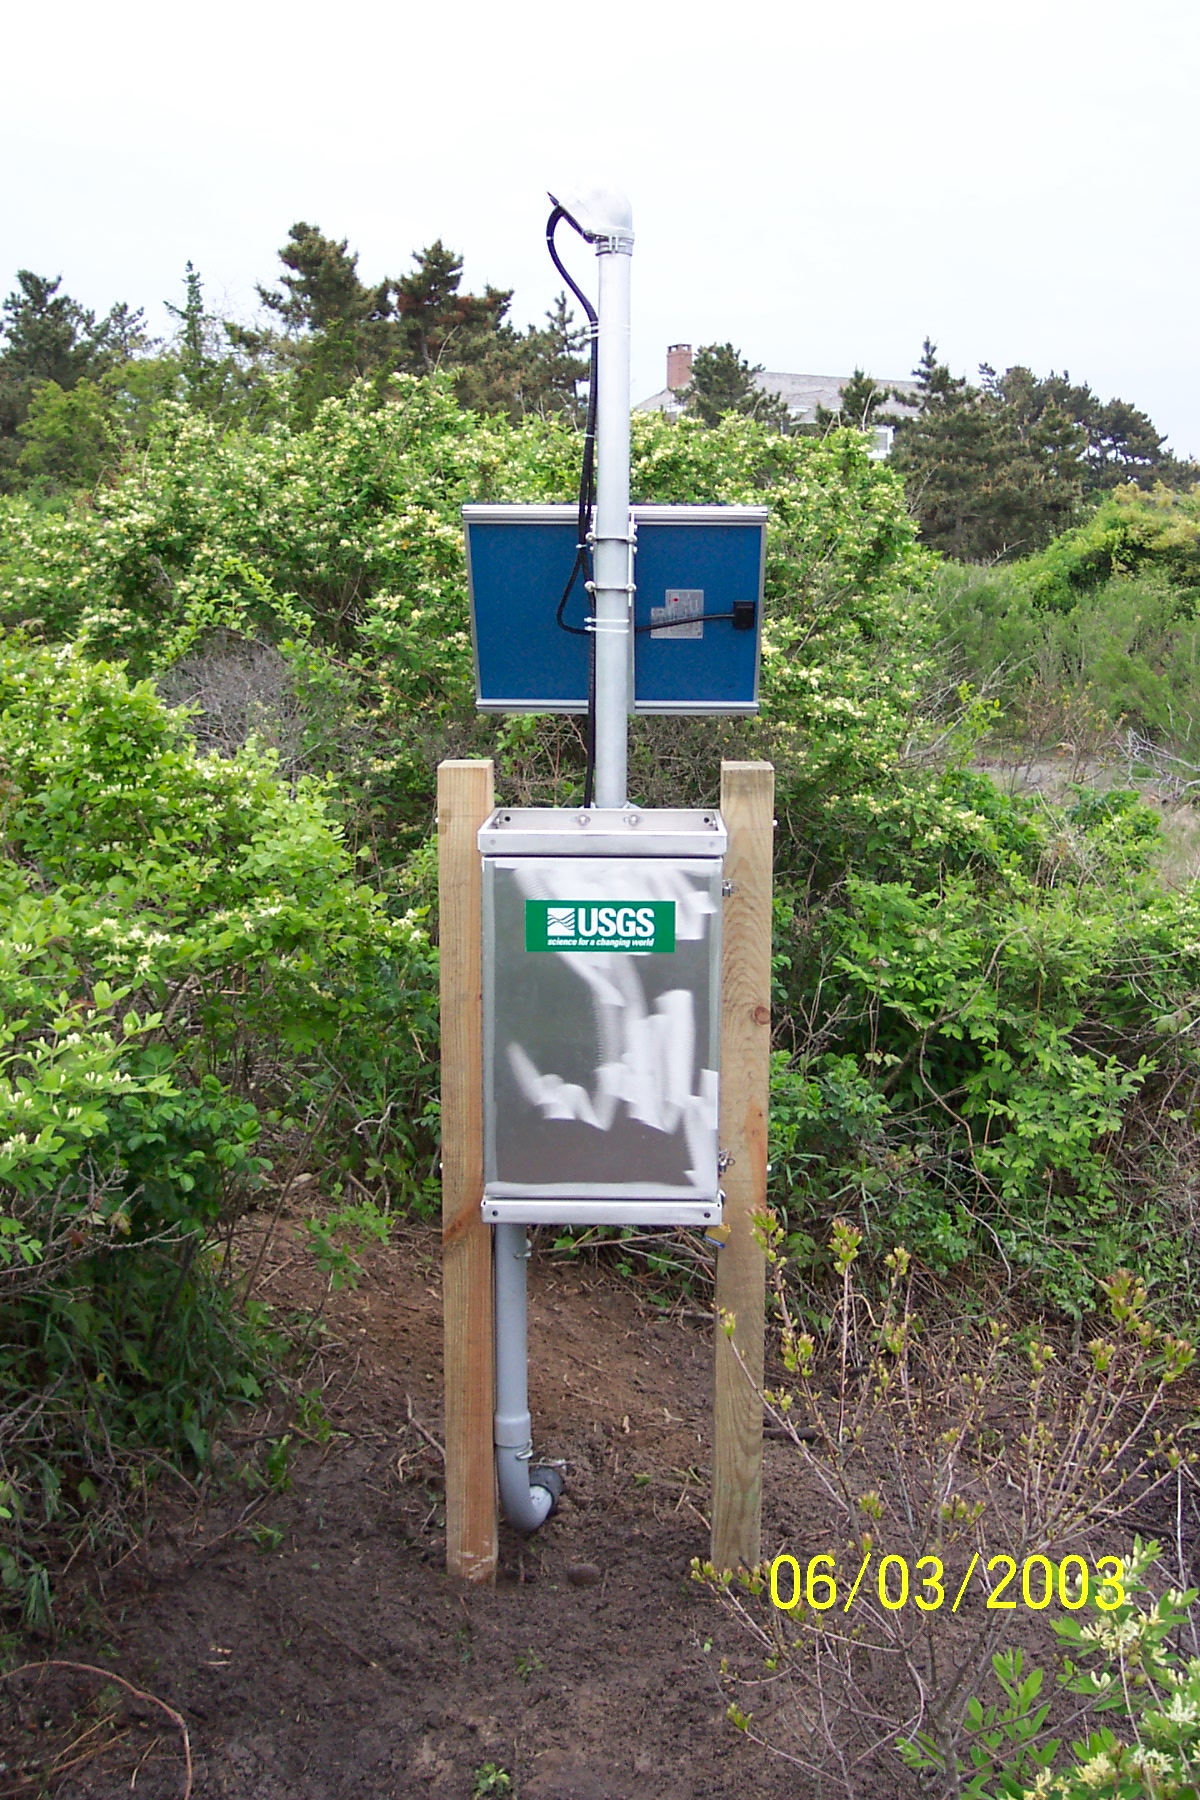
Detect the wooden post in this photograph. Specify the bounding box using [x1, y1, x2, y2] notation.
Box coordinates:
[438, 759, 498, 1583]
[711, 760, 774, 1572]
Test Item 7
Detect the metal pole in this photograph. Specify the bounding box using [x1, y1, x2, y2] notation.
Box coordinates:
[487, 188, 633, 1541]
[591, 203, 634, 810]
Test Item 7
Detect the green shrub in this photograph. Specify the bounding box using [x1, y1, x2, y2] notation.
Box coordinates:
[0, 634, 436, 1612]
[769, 776, 1200, 1316]
[939, 561, 1200, 746]
[936, 485, 1200, 747]
[1021, 484, 1200, 612]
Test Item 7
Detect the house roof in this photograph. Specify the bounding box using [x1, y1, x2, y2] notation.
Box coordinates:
[636, 370, 921, 424]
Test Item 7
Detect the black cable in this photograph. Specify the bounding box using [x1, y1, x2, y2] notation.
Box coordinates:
[548, 205, 597, 637]
[546, 206, 598, 545]
[634, 607, 757, 634]
[546, 203, 601, 803]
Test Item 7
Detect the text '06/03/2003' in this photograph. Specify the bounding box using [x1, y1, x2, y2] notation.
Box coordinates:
[768, 1552, 1127, 1615]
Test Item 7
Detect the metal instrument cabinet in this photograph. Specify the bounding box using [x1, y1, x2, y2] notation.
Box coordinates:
[479, 807, 727, 1226]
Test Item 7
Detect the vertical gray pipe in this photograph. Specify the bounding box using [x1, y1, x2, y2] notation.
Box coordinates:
[591, 212, 634, 810]
[490, 188, 634, 1534]
[493, 1223, 561, 1531]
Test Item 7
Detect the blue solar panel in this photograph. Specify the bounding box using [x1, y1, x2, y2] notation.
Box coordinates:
[464, 509, 587, 710]
[463, 504, 766, 715]
[632, 511, 764, 713]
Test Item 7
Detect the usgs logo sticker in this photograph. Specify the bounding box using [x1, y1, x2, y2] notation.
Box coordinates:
[524, 899, 676, 953]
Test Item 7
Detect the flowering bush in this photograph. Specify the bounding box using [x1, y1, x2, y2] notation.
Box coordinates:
[1, 378, 1198, 1630]
[0, 635, 435, 1616]
[1033, 1537, 1200, 1797]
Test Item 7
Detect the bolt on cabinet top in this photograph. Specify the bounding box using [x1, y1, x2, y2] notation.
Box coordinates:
[478, 806, 728, 859]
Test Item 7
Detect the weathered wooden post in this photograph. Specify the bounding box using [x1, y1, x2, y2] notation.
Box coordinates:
[711, 759, 774, 1573]
[438, 757, 498, 1583]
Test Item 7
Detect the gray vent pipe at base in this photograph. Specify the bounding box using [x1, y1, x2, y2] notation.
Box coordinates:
[493, 1223, 563, 1532]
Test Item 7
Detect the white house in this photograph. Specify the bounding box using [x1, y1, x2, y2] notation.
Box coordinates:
[636, 345, 921, 457]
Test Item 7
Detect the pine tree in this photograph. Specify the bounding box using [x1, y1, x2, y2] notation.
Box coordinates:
[683, 343, 789, 430]
[392, 240, 512, 376]
[815, 368, 901, 433]
[259, 223, 391, 337]
[509, 293, 590, 422]
[163, 263, 268, 425]
[255, 224, 395, 417]
[0, 272, 145, 387]
[1086, 395, 1175, 491]
[165, 263, 223, 407]
[892, 339, 1200, 560]
[0, 272, 146, 488]
[252, 226, 543, 419]
[984, 365, 1194, 495]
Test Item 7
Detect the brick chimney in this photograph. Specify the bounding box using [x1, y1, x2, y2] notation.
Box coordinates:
[666, 343, 693, 392]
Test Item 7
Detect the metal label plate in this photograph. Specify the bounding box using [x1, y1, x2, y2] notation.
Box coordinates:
[524, 899, 676, 953]
[650, 589, 704, 640]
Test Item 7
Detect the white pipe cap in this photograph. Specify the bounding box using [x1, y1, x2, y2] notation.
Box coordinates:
[548, 184, 633, 241]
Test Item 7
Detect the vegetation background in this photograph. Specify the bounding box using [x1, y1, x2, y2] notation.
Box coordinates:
[3, 224, 1200, 1796]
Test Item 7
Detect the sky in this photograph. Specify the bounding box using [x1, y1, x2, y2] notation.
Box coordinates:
[4, 0, 1199, 453]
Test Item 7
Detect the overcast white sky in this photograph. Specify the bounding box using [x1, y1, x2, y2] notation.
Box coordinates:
[5, 0, 1198, 452]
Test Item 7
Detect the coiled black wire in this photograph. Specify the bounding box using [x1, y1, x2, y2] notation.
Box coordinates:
[546, 204, 600, 806]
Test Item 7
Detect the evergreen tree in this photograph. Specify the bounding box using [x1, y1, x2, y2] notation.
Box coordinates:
[1083, 393, 1192, 491]
[260, 223, 390, 337]
[983, 364, 1194, 495]
[252, 225, 547, 420]
[496, 293, 590, 423]
[684, 342, 790, 430]
[165, 262, 211, 395]
[891, 340, 1087, 560]
[816, 368, 902, 433]
[893, 342, 1198, 561]
[0, 272, 145, 387]
[528, 292, 590, 421]
[159, 262, 275, 428]
[0, 272, 146, 486]
[392, 240, 511, 375]
[256, 224, 395, 418]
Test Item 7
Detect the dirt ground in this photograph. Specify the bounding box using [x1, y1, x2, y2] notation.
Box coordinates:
[5, 1215, 1194, 1800]
[1, 1223, 836, 1800]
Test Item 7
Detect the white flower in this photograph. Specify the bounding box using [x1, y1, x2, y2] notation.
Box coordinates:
[1076, 1750, 1115, 1788]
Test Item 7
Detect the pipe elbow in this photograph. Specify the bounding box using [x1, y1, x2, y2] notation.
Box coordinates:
[497, 1448, 562, 1533]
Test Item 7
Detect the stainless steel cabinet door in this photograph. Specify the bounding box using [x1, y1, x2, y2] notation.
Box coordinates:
[483, 855, 722, 1204]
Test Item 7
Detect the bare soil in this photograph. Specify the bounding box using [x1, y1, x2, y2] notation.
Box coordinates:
[1, 1224, 832, 1800]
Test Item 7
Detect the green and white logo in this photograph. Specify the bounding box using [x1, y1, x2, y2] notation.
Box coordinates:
[525, 899, 676, 953]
